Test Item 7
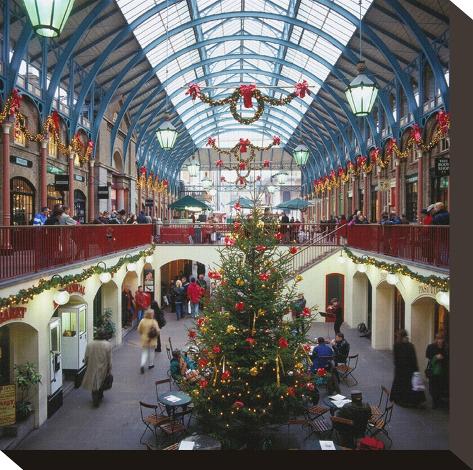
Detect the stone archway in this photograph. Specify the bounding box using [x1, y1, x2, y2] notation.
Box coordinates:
[411, 296, 437, 373]
[101, 279, 120, 346]
[351, 272, 371, 328]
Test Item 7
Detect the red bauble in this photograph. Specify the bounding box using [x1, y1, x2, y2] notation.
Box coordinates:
[278, 337, 289, 349]
[235, 301, 245, 312]
[233, 401, 244, 409]
[212, 345, 221, 354]
[256, 245, 267, 252]
[198, 358, 209, 368]
[274, 232, 283, 241]
[306, 382, 315, 392]
[287, 386, 296, 397]
[258, 273, 270, 281]
[199, 379, 209, 389]
[303, 344, 311, 353]
[245, 337, 256, 346]
[289, 246, 298, 254]
[197, 317, 206, 328]
[302, 307, 311, 317]
[188, 330, 197, 339]
[316, 368, 327, 377]
[221, 370, 231, 380]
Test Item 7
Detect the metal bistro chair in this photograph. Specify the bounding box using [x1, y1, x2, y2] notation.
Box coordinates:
[336, 354, 359, 386]
[139, 401, 170, 445]
[367, 403, 394, 449]
[155, 378, 172, 401]
[159, 408, 193, 444]
[331, 416, 356, 449]
[370, 386, 390, 423]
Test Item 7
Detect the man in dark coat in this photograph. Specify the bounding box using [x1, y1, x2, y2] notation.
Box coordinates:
[332, 333, 350, 365]
[432, 202, 449, 225]
[425, 334, 449, 408]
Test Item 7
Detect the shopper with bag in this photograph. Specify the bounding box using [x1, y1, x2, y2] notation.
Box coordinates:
[81, 328, 113, 407]
[425, 334, 449, 408]
[150, 299, 166, 352]
[137, 310, 160, 374]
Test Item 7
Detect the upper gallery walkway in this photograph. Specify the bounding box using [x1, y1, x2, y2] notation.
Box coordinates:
[0, 223, 449, 284]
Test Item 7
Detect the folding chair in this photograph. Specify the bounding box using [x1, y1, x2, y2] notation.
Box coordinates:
[331, 416, 356, 449]
[139, 401, 170, 445]
[155, 378, 172, 402]
[367, 403, 394, 449]
[370, 386, 390, 423]
[336, 354, 359, 386]
[166, 369, 182, 391]
[159, 408, 193, 443]
[306, 404, 330, 421]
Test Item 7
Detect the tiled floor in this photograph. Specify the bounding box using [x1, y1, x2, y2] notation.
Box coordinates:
[17, 313, 448, 450]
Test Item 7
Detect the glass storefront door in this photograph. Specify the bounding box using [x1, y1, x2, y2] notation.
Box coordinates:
[405, 180, 418, 222]
[10, 177, 35, 225]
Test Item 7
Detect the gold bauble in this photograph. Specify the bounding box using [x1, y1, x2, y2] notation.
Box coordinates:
[226, 325, 236, 334]
[256, 220, 264, 228]
[295, 362, 304, 370]
[250, 367, 258, 376]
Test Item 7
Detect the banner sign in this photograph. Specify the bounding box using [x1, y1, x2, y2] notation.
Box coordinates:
[97, 186, 109, 199]
[435, 157, 449, 177]
[54, 174, 69, 191]
[0, 385, 16, 426]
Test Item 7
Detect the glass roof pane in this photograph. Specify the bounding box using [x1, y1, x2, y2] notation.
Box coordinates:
[117, 0, 373, 148]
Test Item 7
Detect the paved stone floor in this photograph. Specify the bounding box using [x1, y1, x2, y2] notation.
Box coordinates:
[17, 312, 448, 450]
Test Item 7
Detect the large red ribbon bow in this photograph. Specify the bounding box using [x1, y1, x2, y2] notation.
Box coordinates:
[186, 83, 201, 100]
[272, 135, 281, 145]
[436, 111, 450, 134]
[386, 138, 396, 156]
[51, 111, 60, 132]
[370, 148, 380, 164]
[239, 138, 250, 153]
[10, 89, 22, 115]
[294, 80, 310, 98]
[410, 124, 422, 144]
[207, 136, 216, 147]
[239, 84, 256, 108]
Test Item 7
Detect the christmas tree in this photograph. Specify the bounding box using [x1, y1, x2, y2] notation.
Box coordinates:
[186, 203, 317, 448]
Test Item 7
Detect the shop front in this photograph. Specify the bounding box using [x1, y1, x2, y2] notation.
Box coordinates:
[10, 177, 35, 226]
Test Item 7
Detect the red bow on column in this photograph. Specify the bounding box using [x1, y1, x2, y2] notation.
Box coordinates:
[239, 85, 256, 108]
[294, 80, 310, 98]
[338, 167, 345, 177]
[410, 124, 422, 144]
[386, 138, 396, 156]
[256, 175, 261, 181]
[220, 176, 226, 182]
[10, 89, 22, 115]
[207, 136, 216, 147]
[370, 148, 380, 164]
[239, 161, 247, 170]
[272, 135, 281, 145]
[436, 111, 450, 135]
[186, 83, 201, 100]
[239, 138, 250, 153]
[51, 111, 61, 132]
[263, 159, 270, 168]
[87, 140, 94, 150]
[140, 167, 147, 175]
[216, 159, 223, 167]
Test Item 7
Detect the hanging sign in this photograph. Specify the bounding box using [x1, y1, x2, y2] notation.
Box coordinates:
[97, 186, 109, 199]
[0, 307, 26, 325]
[0, 385, 16, 426]
[145, 199, 154, 207]
[65, 283, 86, 296]
[143, 268, 155, 301]
[54, 174, 69, 191]
[10, 155, 33, 168]
[435, 157, 449, 177]
[74, 174, 85, 182]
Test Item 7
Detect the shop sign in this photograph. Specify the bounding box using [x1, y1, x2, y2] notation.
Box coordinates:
[47, 164, 65, 175]
[144, 269, 155, 301]
[54, 174, 69, 191]
[145, 199, 154, 207]
[0, 385, 16, 426]
[97, 186, 109, 199]
[0, 307, 26, 325]
[10, 155, 33, 168]
[435, 157, 449, 177]
[74, 174, 85, 182]
[65, 283, 86, 296]
[418, 285, 440, 296]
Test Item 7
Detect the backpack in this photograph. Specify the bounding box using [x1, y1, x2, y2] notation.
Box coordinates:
[148, 326, 158, 339]
[357, 322, 368, 334]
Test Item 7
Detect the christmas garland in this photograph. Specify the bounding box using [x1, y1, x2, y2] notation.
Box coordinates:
[208, 136, 281, 188]
[186, 81, 310, 125]
[313, 111, 450, 196]
[343, 247, 449, 290]
[0, 245, 156, 311]
[1, 90, 94, 164]
[137, 167, 169, 193]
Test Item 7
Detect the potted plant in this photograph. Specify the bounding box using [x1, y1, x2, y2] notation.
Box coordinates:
[14, 362, 42, 421]
[94, 308, 116, 340]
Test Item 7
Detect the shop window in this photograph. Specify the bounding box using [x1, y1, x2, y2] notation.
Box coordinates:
[47, 185, 64, 210]
[14, 120, 26, 146]
[440, 138, 449, 153]
[74, 189, 86, 224]
[10, 177, 35, 225]
[434, 304, 449, 344]
[405, 179, 418, 222]
[48, 137, 58, 157]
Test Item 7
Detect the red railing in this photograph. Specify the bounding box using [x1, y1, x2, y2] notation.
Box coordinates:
[346, 225, 449, 268]
[0, 224, 153, 282]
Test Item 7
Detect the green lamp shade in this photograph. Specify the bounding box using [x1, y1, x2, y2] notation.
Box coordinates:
[23, 0, 74, 38]
[293, 145, 310, 166]
[344, 72, 379, 117]
[156, 121, 178, 150]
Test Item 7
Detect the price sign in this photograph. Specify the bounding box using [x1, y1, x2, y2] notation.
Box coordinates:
[0, 385, 16, 426]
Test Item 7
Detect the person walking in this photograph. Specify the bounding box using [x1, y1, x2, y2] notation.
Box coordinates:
[150, 299, 165, 352]
[173, 280, 185, 320]
[137, 309, 160, 374]
[425, 334, 449, 409]
[187, 277, 204, 318]
[81, 329, 113, 407]
[390, 329, 426, 407]
[134, 285, 150, 324]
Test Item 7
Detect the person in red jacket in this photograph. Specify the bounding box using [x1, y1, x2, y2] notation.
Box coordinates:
[135, 285, 151, 324]
[187, 277, 204, 319]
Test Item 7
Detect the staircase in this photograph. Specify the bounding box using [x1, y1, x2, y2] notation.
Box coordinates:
[290, 227, 344, 275]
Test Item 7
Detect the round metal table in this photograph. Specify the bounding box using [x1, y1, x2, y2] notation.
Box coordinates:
[179, 433, 222, 450]
[158, 391, 192, 418]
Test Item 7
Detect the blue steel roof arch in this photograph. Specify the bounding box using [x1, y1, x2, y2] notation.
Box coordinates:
[104, 6, 412, 153]
[135, 52, 366, 165]
[111, 30, 356, 160]
[92, 9, 394, 155]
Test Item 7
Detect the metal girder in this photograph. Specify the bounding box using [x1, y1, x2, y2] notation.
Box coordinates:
[404, 0, 449, 24]
[7, 22, 32, 97]
[388, 0, 449, 111]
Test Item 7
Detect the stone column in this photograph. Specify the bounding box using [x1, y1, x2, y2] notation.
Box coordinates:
[376, 169, 382, 222]
[1, 123, 11, 226]
[351, 178, 356, 215]
[395, 160, 401, 216]
[88, 159, 95, 223]
[363, 174, 369, 219]
[334, 185, 339, 217]
[40, 139, 48, 208]
[416, 149, 423, 222]
[68, 153, 75, 210]
[117, 185, 125, 211]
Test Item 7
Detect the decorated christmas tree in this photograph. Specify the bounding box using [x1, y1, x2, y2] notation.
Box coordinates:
[186, 203, 317, 448]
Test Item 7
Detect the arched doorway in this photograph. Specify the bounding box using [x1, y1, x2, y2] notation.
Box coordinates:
[325, 273, 344, 318]
[394, 287, 405, 340]
[122, 271, 139, 332]
[74, 189, 86, 224]
[351, 272, 372, 330]
[10, 177, 35, 225]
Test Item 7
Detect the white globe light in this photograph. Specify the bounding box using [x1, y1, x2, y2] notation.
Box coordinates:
[436, 291, 449, 309]
[344, 62, 379, 117]
[99, 272, 112, 284]
[145, 255, 153, 264]
[357, 264, 367, 273]
[276, 172, 288, 185]
[187, 158, 200, 177]
[386, 273, 399, 285]
[127, 262, 137, 272]
[54, 289, 70, 306]
[267, 185, 276, 194]
[337, 256, 346, 264]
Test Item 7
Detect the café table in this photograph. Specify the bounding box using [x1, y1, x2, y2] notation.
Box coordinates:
[178, 433, 222, 450]
[158, 391, 192, 419]
[323, 396, 351, 416]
